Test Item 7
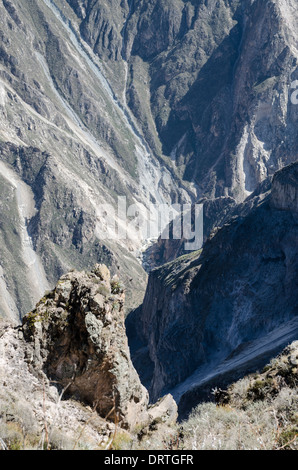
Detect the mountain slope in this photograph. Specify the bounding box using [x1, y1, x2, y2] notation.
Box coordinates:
[0, 0, 192, 320]
[127, 162, 298, 413]
[0, 0, 297, 323]
[66, 0, 298, 199]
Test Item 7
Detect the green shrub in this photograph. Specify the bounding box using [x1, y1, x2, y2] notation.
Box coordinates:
[277, 427, 298, 450]
[111, 432, 133, 450]
[247, 378, 276, 401]
[110, 280, 125, 295]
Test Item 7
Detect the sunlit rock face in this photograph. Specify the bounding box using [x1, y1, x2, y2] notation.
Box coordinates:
[21, 264, 151, 429]
[0, 265, 177, 447]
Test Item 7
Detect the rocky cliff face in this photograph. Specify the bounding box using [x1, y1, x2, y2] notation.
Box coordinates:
[0, 0, 297, 441]
[67, 0, 298, 199]
[0, 0, 297, 322]
[0, 265, 177, 449]
[0, 0, 186, 321]
[22, 263, 151, 429]
[271, 161, 298, 212]
[128, 162, 298, 413]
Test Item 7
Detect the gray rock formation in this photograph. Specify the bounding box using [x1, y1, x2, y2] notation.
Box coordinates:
[22, 264, 150, 429]
[0, 0, 192, 321]
[128, 162, 298, 415]
[0, 318, 118, 449]
[0, 0, 297, 443]
[271, 161, 298, 212]
[0, 0, 297, 322]
[67, 0, 298, 200]
[0, 264, 177, 440]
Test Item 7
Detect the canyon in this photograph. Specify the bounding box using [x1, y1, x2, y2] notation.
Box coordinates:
[0, 0, 297, 447]
[127, 162, 298, 416]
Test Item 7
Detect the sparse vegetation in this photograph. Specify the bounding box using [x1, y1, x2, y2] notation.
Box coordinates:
[0, 341, 297, 450]
[110, 278, 125, 295]
[179, 345, 298, 451]
[96, 284, 111, 297]
[25, 308, 49, 328]
[110, 431, 133, 450]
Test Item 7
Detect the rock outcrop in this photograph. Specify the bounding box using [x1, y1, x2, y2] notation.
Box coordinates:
[271, 162, 298, 213]
[0, 264, 178, 441]
[128, 162, 298, 413]
[0, 318, 117, 449]
[22, 264, 150, 430]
